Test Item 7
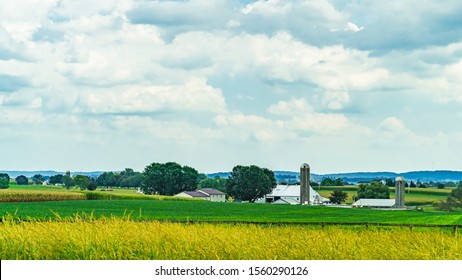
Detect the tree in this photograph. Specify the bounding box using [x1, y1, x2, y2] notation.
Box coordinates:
[141, 162, 199, 195]
[49, 174, 64, 185]
[226, 165, 276, 202]
[74, 175, 91, 190]
[96, 172, 121, 187]
[63, 174, 75, 190]
[357, 181, 390, 199]
[198, 176, 228, 194]
[439, 186, 462, 211]
[0, 178, 9, 189]
[329, 189, 348, 204]
[0, 173, 10, 182]
[15, 175, 29, 185]
[385, 178, 395, 187]
[32, 174, 45, 185]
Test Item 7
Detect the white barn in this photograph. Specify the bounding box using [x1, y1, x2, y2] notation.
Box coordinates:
[265, 185, 329, 205]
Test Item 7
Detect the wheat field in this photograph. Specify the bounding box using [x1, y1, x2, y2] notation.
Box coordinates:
[1, 217, 460, 260]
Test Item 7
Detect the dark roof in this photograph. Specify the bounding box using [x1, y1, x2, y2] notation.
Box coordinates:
[199, 188, 225, 195]
[183, 191, 209, 198]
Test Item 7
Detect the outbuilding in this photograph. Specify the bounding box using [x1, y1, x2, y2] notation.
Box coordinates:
[352, 199, 396, 208]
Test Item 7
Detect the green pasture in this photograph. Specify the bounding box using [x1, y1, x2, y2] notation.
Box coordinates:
[317, 186, 449, 205]
[1, 199, 462, 225]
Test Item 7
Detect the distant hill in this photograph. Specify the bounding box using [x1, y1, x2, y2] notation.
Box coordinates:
[209, 170, 462, 183]
[2, 169, 462, 183]
[0, 170, 104, 179]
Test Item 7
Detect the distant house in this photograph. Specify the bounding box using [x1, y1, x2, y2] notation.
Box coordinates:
[352, 199, 396, 208]
[174, 188, 226, 202]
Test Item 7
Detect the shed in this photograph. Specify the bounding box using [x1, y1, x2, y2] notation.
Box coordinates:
[352, 199, 396, 208]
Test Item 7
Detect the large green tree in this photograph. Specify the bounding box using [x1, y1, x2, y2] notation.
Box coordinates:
[226, 165, 276, 202]
[74, 175, 91, 190]
[357, 181, 390, 199]
[0, 178, 9, 189]
[141, 162, 199, 195]
[15, 175, 29, 185]
[0, 173, 10, 182]
[49, 174, 64, 185]
[32, 174, 45, 185]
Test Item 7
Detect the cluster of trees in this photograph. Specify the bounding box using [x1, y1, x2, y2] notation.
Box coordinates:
[321, 177, 345, 186]
[357, 181, 390, 199]
[138, 162, 276, 202]
[96, 168, 142, 189]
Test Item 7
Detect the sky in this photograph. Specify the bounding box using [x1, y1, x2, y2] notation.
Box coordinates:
[1, 0, 462, 174]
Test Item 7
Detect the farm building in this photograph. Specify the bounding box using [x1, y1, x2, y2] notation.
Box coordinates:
[265, 185, 329, 205]
[174, 188, 226, 202]
[352, 199, 396, 208]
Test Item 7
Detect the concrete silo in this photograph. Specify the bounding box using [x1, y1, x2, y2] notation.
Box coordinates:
[300, 163, 310, 205]
[395, 177, 406, 208]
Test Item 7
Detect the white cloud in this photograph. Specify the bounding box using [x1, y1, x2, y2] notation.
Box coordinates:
[77, 78, 226, 114]
[322, 91, 350, 110]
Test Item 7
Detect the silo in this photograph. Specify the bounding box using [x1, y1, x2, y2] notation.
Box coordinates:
[395, 177, 405, 208]
[300, 163, 310, 205]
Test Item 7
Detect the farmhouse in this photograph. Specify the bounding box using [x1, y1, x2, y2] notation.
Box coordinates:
[265, 185, 329, 205]
[174, 188, 226, 202]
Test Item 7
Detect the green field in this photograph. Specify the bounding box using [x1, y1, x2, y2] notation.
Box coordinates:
[316, 186, 450, 205]
[2, 184, 462, 260]
[2, 199, 462, 225]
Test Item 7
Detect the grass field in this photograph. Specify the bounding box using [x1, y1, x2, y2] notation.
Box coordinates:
[316, 186, 450, 205]
[1, 217, 461, 260]
[1, 199, 462, 225]
[2, 184, 462, 260]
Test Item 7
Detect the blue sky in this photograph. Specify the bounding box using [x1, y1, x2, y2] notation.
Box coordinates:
[1, 0, 462, 174]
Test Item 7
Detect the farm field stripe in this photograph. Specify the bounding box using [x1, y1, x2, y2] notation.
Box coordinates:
[1, 218, 461, 260]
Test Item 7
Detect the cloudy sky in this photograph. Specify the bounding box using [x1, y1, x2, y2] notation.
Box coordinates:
[1, 0, 462, 174]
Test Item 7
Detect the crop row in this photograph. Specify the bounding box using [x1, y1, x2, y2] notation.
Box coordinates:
[0, 190, 192, 202]
[1, 217, 461, 260]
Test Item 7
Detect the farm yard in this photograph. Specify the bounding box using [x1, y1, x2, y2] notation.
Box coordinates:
[1, 183, 462, 260]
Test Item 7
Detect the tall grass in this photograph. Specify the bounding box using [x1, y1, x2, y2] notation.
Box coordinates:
[1, 217, 461, 260]
[0, 189, 191, 202]
[0, 190, 86, 202]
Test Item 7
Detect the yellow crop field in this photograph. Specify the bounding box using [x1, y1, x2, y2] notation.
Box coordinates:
[0, 190, 86, 202]
[1, 217, 461, 260]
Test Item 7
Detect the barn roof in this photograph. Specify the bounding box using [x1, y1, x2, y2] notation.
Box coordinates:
[182, 191, 209, 198]
[266, 185, 329, 203]
[198, 188, 225, 195]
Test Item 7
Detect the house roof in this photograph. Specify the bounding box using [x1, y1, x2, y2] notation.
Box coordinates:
[198, 188, 225, 195]
[352, 199, 396, 207]
[182, 191, 210, 198]
[266, 185, 329, 203]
